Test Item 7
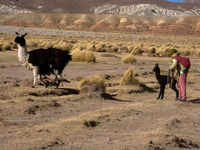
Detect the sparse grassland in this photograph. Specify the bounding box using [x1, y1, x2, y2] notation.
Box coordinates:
[0, 28, 200, 150]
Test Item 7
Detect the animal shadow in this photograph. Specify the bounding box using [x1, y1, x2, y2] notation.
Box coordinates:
[188, 98, 200, 104]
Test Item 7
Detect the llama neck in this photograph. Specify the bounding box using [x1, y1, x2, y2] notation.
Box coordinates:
[155, 72, 160, 80]
[17, 44, 29, 64]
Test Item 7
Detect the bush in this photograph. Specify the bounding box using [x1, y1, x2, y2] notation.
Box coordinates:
[122, 55, 137, 64]
[87, 43, 95, 51]
[79, 75, 105, 94]
[27, 39, 38, 47]
[195, 49, 200, 56]
[71, 49, 96, 62]
[149, 47, 156, 54]
[130, 45, 143, 55]
[120, 67, 139, 86]
[2, 42, 11, 50]
[56, 42, 71, 51]
[85, 51, 96, 62]
[44, 42, 54, 49]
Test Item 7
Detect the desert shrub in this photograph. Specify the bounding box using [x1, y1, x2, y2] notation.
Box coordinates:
[120, 67, 139, 86]
[181, 49, 190, 56]
[2, 42, 11, 50]
[147, 47, 156, 57]
[130, 45, 143, 55]
[44, 42, 54, 49]
[164, 46, 172, 53]
[27, 39, 38, 47]
[72, 43, 83, 50]
[119, 45, 129, 53]
[195, 49, 200, 56]
[117, 49, 121, 54]
[95, 43, 104, 52]
[8, 41, 17, 49]
[109, 45, 118, 53]
[87, 43, 95, 51]
[122, 55, 137, 64]
[71, 49, 96, 62]
[56, 42, 71, 51]
[85, 51, 96, 62]
[149, 47, 156, 54]
[79, 75, 105, 94]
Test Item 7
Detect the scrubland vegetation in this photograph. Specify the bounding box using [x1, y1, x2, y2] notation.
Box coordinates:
[1, 30, 200, 57]
[0, 27, 200, 150]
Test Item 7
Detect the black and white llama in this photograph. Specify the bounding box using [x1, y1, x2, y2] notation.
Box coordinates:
[14, 32, 71, 88]
[153, 63, 179, 99]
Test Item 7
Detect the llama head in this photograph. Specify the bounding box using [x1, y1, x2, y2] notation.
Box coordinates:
[153, 63, 160, 73]
[14, 32, 27, 46]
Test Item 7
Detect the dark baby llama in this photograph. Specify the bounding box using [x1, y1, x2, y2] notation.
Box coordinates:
[14, 32, 71, 88]
[153, 63, 179, 99]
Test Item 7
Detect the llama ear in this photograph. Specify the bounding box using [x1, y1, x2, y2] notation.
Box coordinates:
[22, 33, 27, 37]
[16, 32, 19, 35]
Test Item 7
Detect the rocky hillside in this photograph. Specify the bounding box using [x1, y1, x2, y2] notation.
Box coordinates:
[93, 4, 200, 16]
[0, 0, 200, 16]
[0, 13, 199, 35]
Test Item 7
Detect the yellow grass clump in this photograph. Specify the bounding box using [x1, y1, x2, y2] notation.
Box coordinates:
[43, 42, 54, 49]
[130, 45, 143, 55]
[122, 55, 137, 64]
[120, 67, 139, 86]
[26, 39, 38, 47]
[195, 49, 200, 56]
[71, 49, 96, 62]
[86, 43, 95, 51]
[79, 75, 106, 94]
[2, 42, 11, 50]
[56, 42, 72, 51]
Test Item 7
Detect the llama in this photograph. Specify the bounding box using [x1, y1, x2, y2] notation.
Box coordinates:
[14, 32, 71, 88]
[153, 63, 178, 99]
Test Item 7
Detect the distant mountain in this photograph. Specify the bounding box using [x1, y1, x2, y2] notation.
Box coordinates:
[0, 0, 200, 16]
[183, 0, 200, 3]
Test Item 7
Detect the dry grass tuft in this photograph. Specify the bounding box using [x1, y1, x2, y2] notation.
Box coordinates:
[120, 67, 139, 86]
[71, 49, 96, 62]
[43, 42, 54, 49]
[2, 42, 11, 50]
[130, 45, 143, 55]
[27, 39, 38, 47]
[122, 55, 137, 64]
[195, 49, 200, 56]
[79, 75, 105, 94]
[56, 42, 72, 51]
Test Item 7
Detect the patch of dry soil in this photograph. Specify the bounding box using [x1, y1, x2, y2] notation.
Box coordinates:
[0, 45, 200, 150]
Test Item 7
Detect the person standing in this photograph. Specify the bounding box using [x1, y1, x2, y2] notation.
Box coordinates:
[167, 49, 188, 102]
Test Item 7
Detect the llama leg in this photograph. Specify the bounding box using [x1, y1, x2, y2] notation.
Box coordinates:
[172, 79, 179, 99]
[32, 68, 38, 88]
[56, 74, 62, 88]
[38, 75, 47, 88]
[157, 85, 162, 99]
[48, 74, 58, 87]
[160, 85, 165, 99]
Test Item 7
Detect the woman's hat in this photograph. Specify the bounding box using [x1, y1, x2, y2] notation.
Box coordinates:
[167, 48, 177, 56]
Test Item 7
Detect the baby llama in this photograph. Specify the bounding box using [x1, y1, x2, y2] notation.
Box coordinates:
[14, 32, 71, 88]
[153, 63, 179, 99]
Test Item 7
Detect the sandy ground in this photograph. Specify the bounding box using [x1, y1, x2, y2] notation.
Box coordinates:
[0, 35, 200, 150]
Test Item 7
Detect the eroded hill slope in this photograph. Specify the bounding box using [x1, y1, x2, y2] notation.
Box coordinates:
[0, 13, 200, 35]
